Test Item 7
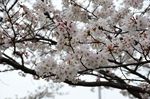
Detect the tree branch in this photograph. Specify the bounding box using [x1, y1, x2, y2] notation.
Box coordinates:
[0, 57, 37, 76]
[65, 80, 150, 96]
[0, 56, 149, 98]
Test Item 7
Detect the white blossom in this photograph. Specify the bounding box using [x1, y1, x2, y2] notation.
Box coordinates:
[1, 0, 150, 97]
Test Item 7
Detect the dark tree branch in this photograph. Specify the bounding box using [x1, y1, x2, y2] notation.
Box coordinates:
[0, 56, 149, 98]
[7, 0, 18, 12]
[64, 80, 150, 95]
[98, 70, 142, 98]
[70, 0, 98, 19]
[0, 57, 37, 76]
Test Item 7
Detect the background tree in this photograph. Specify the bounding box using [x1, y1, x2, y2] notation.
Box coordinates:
[0, 0, 150, 98]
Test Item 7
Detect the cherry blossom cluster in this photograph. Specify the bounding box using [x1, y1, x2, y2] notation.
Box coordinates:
[0, 0, 150, 98]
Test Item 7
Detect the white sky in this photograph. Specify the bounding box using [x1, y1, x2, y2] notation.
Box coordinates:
[0, 71, 129, 99]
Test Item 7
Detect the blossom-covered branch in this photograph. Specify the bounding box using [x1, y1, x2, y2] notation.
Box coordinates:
[0, 0, 150, 98]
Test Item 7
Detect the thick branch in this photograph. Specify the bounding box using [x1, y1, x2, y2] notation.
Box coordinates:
[0, 57, 37, 75]
[0, 56, 149, 98]
[65, 80, 150, 95]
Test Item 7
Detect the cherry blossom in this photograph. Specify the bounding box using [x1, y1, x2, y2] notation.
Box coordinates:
[0, 0, 150, 98]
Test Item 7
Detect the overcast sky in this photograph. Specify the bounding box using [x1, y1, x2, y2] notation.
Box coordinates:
[0, 71, 130, 99]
